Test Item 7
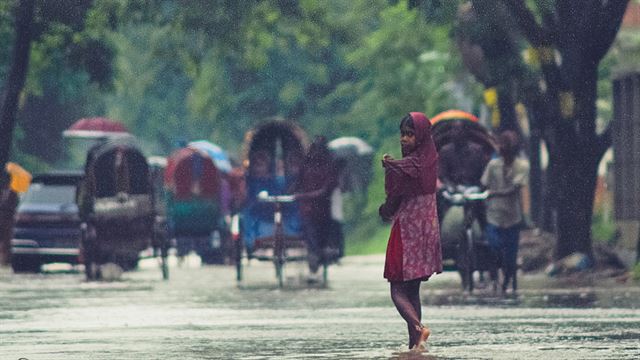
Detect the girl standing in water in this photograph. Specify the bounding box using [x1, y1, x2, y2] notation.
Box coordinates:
[379, 112, 442, 351]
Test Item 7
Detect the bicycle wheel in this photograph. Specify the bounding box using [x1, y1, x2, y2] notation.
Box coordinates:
[322, 263, 329, 287]
[235, 238, 243, 283]
[464, 227, 475, 293]
[160, 234, 170, 280]
[232, 215, 243, 284]
[81, 224, 98, 281]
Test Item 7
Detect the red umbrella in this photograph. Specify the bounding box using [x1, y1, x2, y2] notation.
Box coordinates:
[63, 117, 129, 138]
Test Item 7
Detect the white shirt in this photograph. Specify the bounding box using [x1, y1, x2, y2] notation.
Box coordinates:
[481, 156, 530, 228]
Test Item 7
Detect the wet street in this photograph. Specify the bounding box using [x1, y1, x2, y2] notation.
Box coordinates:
[2, 255, 640, 360]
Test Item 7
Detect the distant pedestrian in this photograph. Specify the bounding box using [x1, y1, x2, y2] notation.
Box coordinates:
[481, 130, 529, 295]
[294, 136, 342, 279]
[379, 112, 442, 351]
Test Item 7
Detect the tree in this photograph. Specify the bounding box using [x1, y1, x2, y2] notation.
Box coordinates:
[0, 0, 36, 169]
[99, 0, 386, 154]
[493, 0, 628, 261]
[417, 0, 629, 261]
[0, 0, 113, 169]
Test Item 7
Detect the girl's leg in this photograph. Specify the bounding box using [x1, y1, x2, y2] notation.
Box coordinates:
[407, 279, 421, 322]
[407, 279, 430, 349]
[405, 280, 421, 347]
[391, 280, 429, 349]
[504, 226, 520, 293]
[391, 281, 421, 349]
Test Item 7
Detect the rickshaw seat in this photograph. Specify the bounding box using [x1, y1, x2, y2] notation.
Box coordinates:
[252, 235, 307, 261]
[93, 193, 153, 221]
[254, 235, 306, 250]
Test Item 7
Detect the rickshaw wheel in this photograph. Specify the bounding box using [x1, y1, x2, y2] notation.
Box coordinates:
[235, 241, 243, 284]
[154, 216, 170, 280]
[462, 227, 475, 294]
[118, 255, 139, 271]
[322, 263, 329, 287]
[81, 223, 99, 281]
[160, 238, 170, 280]
[233, 215, 243, 284]
[275, 260, 284, 288]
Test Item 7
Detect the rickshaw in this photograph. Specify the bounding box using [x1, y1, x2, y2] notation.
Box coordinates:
[233, 120, 311, 287]
[78, 137, 168, 280]
[164, 147, 227, 264]
[431, 110, 497, 293]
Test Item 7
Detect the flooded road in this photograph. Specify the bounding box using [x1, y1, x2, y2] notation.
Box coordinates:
[1, 255, 639, 359]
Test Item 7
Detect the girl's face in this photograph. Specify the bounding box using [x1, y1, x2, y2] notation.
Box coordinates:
[400, 123, 416, 154]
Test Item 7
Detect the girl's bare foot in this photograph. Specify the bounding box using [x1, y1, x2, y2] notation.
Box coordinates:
[411, 324, 430, 351]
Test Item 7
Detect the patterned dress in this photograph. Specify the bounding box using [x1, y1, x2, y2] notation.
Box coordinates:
[384, 193, 442, 282]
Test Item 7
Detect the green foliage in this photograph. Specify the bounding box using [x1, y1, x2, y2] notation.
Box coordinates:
[0, 0, 114, 166]
[104, 23, 195, 152]
[633, 262, 640, 281]
[340, 1, 463, 144]
[591, 210, 617, 246]
[3, 0, 469, 255]
[0, 0, 13, 80]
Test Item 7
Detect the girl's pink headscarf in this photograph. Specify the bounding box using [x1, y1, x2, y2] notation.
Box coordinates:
[384, 112, 438, 196]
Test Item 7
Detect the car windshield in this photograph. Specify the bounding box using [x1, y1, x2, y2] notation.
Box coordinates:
[21, 183, 76, 205]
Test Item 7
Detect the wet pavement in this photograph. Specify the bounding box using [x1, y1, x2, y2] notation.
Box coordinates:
[1, 255, 639, 359]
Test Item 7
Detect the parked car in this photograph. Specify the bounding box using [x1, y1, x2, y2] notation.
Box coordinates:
[10, 171, 83, 272]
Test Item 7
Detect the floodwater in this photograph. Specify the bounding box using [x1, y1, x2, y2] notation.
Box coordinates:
[1, 255, 639, 359]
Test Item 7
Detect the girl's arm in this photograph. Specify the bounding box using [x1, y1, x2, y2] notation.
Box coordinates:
[379, 195, 402, 222]
[294, 165, 340, 201]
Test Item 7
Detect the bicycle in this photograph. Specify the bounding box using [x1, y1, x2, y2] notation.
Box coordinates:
[441, 185, 491, 294]
[234, 191, 311, 288]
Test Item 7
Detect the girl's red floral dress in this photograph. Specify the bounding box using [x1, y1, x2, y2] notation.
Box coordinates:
[384, 193, 442, 281]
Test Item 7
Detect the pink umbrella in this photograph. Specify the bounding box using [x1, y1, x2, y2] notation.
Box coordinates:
[63, 117, 129, 138]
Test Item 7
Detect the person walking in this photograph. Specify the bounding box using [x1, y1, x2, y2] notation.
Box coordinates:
[379, 112, 442, 351]
[0, 170, 19, 265]
[481, 130, 529, 295]
[294, 136, 342, 279]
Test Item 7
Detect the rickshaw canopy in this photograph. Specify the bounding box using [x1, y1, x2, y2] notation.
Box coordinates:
[430, 109, 479, 125]
[85, 138, 151, 198]
[165, 147, 220, 200]
[242, 120, 308, 178]
[430, 110, 496, 154]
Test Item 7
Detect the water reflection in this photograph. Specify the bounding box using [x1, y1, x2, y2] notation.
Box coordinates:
[1, 257, 640, 359]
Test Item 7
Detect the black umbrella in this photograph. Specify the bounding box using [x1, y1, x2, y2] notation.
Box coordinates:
[328, 137, 374, 193]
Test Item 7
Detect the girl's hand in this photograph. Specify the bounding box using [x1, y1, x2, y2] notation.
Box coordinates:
[381, 153, 393, 167]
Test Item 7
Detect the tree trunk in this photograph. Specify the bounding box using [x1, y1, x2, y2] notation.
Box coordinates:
[541, 121, 560, 234]
[528, 126, 542, 226]
[496, 87, 519, 132]
[636, 223, 640, 263]
[0, 0, 36, 168]
[553, 149, 599, 260]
